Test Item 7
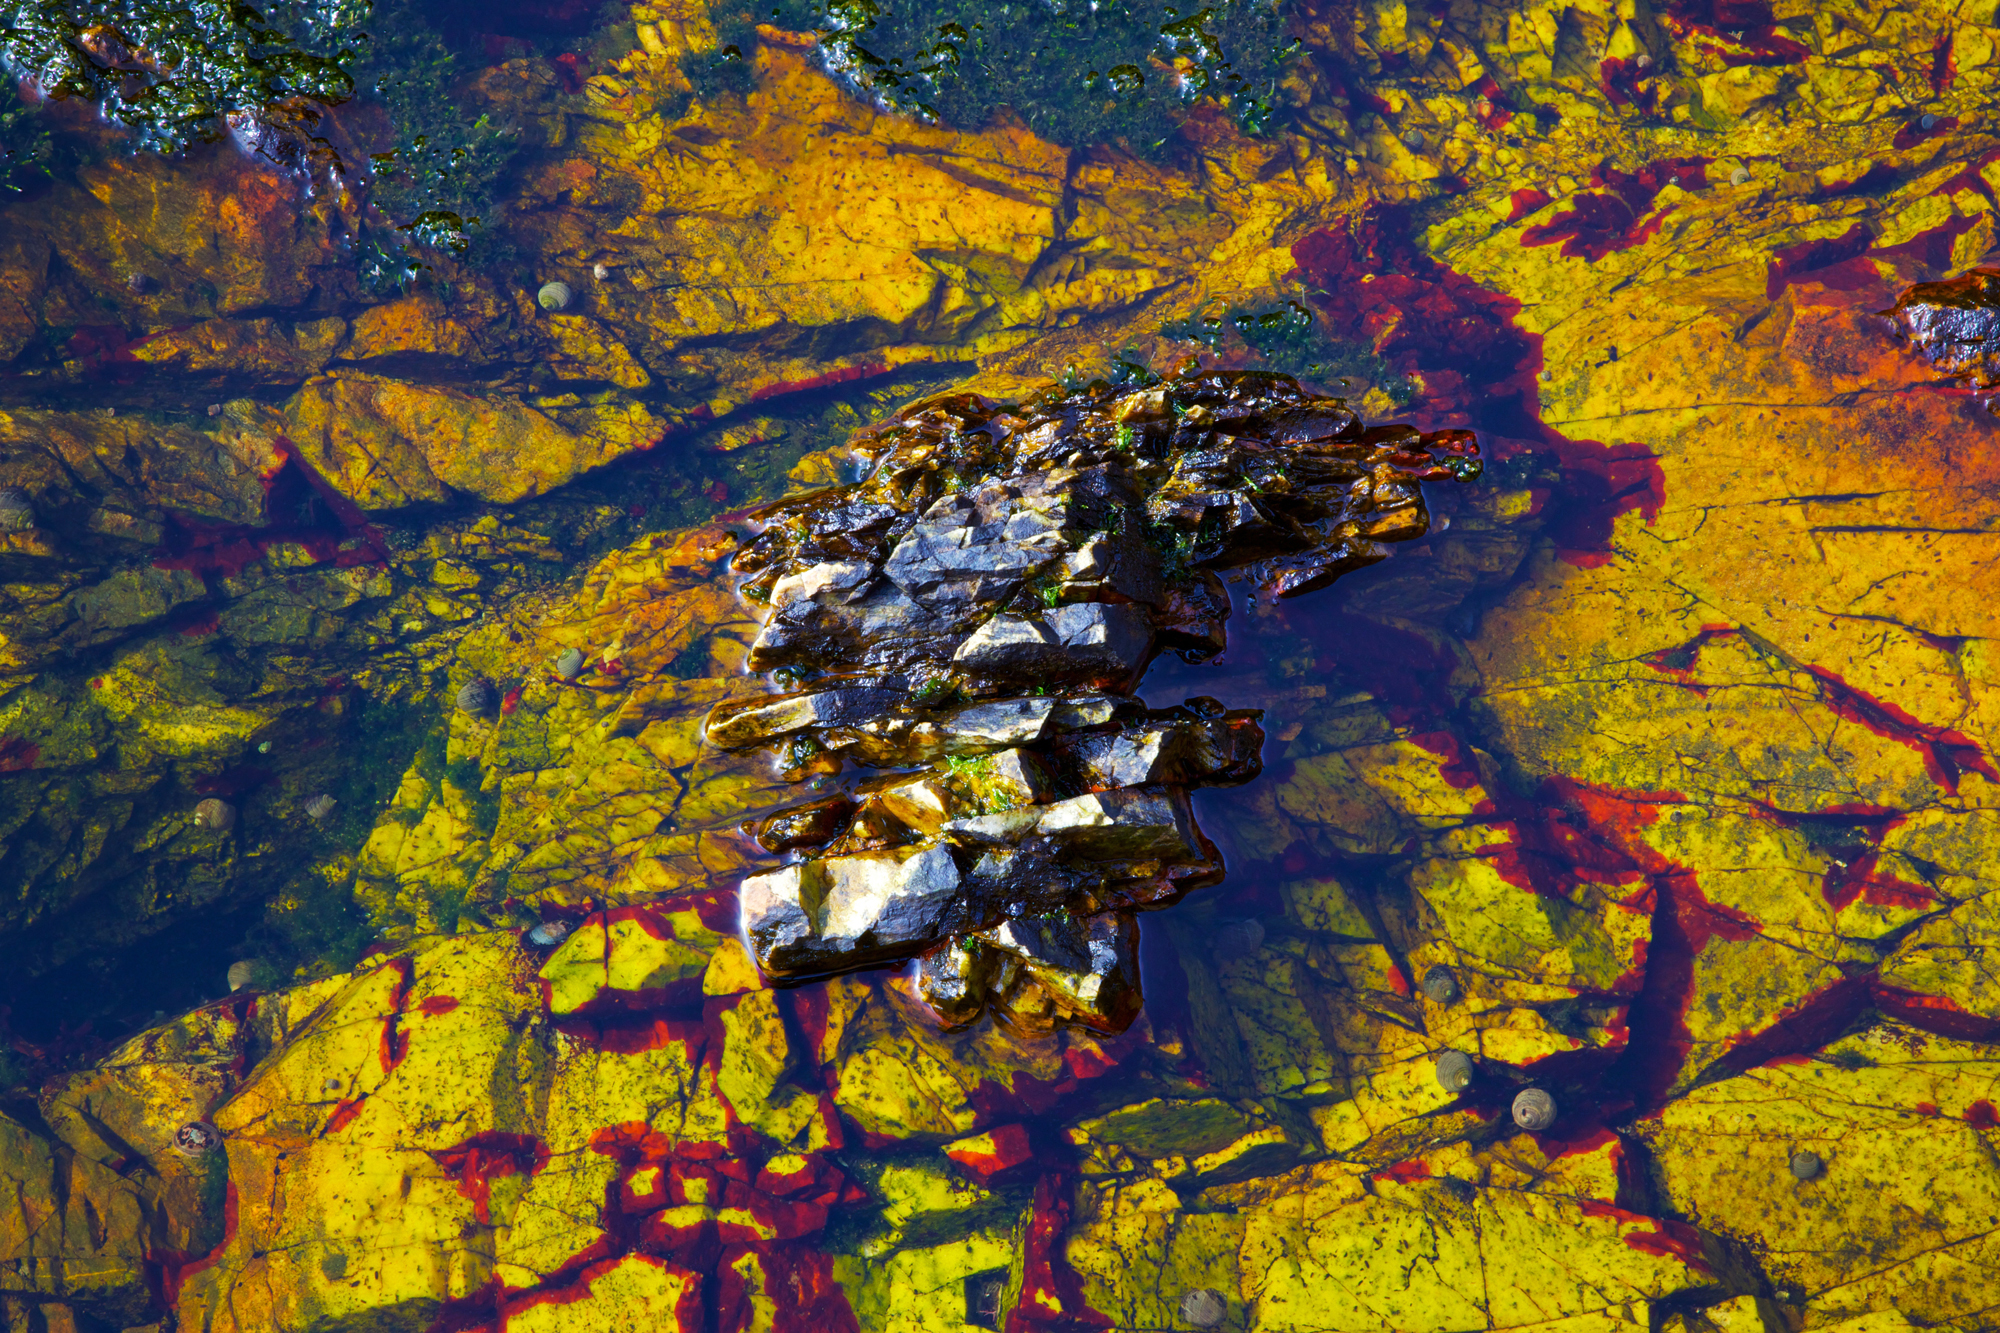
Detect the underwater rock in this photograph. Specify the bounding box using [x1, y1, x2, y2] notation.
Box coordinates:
[1883, 269, 2000, 388]
[711, 367, 1477, 1028]
[193, 798, 235, 831]
[0, 487, 33, 530]
[1214, 918, 1266, 960]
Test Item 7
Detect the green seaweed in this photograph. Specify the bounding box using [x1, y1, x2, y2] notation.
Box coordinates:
[1162, 297, 1416, 404]
[0, 72, 54, 192]
[760, 0, 1302, 156]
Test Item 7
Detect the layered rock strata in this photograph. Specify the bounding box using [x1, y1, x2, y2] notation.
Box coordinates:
[707, 367, 1479, 1031]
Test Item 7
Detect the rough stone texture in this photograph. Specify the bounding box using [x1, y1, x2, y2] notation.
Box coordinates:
[3, 0, 2000, 1330]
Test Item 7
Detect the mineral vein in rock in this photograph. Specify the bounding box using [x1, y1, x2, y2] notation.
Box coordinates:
[705, 368, 1479, 1032]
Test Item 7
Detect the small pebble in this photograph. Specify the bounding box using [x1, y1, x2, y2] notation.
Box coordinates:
[257, 741, 272, 754]
[1920, 113, 1937, 130]
[1790, 1150, 1823, 1180]
[1421, 965, 1460, 1005]
[537, 281, 573, 311]
[173, 1121, 223, 1156]
[1214, 918, 1265, 960]
[1512, 1087, 1558, 1131]
[1435, 1050, 1474, 1093]
[1178, 1287, 1228, 1329]
[194, 798, 236, 831]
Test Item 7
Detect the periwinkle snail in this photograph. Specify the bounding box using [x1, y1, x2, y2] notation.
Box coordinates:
[537, 281, 573, 311]
[555, 647, 586, 680]
[1421, 965, 1459, 1005]
[1435, 1050, 1474, 1093]
[457, 678, 498, 715]
[173, 1121, 223, 1156]
[0, 488, 33, 531]
[1512, 1087, 1558, 1131]
[194, 798, 236, 831]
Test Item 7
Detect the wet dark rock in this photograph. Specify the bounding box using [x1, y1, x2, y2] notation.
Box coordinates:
[1214, 917, 1266, 960]
[1422, 964, 1460, 1005]
[1512, 1087, 1557, 1131]
[712, 367, 1478, 1029]
[1883, 268, 2000, 388]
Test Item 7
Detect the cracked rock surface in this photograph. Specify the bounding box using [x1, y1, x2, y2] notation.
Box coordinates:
[5, 0, 2000, 1330]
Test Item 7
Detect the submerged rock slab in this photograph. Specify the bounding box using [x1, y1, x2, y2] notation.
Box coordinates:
[710, 366, 1478, 1029]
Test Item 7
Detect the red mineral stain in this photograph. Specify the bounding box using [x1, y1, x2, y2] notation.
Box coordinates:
[1930, 32, 1958, 94]
[1507, 187, 1552, 222]
[1916, 1101, 1942, 1115]
[1640, 624, 1740, 690]
[151, 436, 388, 582]
[1766, 224, 1877, 300]
[945, 1124, 1035, 1181]
[1007, 1170, 1114, 1332]
[1372, 1158, 1430, 1182]
[148, 1182, 238, 1311]
[1805, 666, 1999, 792]
[1710, 976, 1874, 1080]
[1291, 208, 1665, 566]
[430, 1132, 550, 1223]
[1576, 1199, 1714, 1275]
[1964, 1100, 1998, 1128]
[417, 995, 459, 1017]
[499, 688, 522, 715]
[749, 361, 890, 403]
[1521, 159, 1710, 263]
[378, 956, 417, 1074]
[1871, 986, 2000, 1043]
[325, 1096, 366, 1134]
[0, 738, 38, 773]
[1659, 1, 1811, 65]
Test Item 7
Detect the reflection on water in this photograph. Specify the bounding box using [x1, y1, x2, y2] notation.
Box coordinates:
[4, 0, 2000, 1329]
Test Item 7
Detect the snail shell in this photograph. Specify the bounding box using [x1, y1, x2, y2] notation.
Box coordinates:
[173, 1120, 223, 1157]
[456, 678, 497, 715]
[227, 959, 264, 992]
[1214, 918, 1265, 960]
[592, 262, 611, 281]
[1790, 1150, 1823, 1181]
[1402, 128, 1424, 148]
[304, 794, 338, 820]
[1177, 1287, 1228, 1329]
[1434, 1050, 1474, 1093]
[1730, 166, 1750, 186]
[554, 647, 586, 680]
[1421, 965, 1460, 1005]
[527, 919, 573, 948]
[537, 281, 573, 311]
[1920, 113, 1937, 130]
[1512, 1087, 1558, 1132]
[194, 798, 236, 831]
[0, 488, 33, 531]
